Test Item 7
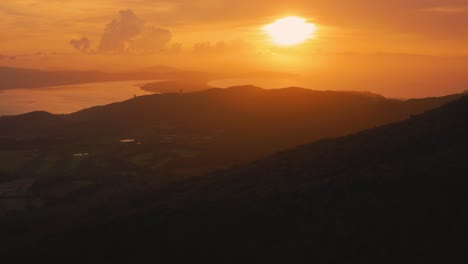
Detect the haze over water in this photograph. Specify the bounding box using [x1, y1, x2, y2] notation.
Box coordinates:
[0, 80, 157, 116]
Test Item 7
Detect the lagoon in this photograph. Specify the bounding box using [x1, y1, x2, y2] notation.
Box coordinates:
[0, 80, 159, 116]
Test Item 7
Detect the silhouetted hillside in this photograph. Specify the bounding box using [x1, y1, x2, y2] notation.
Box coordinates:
[8, 96, 468, 262]
[0, 86, 462, 174]
[0, 86, 461, 142]
[1, 89, 467, 263]
[140, 79, 212, 93]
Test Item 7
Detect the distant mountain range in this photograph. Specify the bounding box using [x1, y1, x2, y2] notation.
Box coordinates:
[1, 86, 467, 262]
[0, 66, 212, 90]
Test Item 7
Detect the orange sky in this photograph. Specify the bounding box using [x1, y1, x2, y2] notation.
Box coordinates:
[1, 0, 468, 75]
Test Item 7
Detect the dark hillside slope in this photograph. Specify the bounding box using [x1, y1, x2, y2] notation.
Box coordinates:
[0, 86, 463, 165]
[0, 87, 464, 256]
[11, 96, 468, 263]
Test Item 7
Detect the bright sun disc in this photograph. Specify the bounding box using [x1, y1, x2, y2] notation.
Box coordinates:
[263, 16, 316, 46]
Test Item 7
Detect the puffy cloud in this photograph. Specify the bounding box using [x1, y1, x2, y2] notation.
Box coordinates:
[193, 42, 213, 53]
[131, 26, 172, 53]
[69, 37, 92, 53]
[70, 10, 173, 54]
[98, 10, 144, 53]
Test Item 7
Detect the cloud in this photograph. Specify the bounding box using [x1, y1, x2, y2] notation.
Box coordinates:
[146, 0, 468, 40]
[98, 10, 144, 53]
[69, 37, 92, 53]
[170, 43, 183, 53]
[0, 54, 16, 60]
[422, 5, 468, 13]
[193, 40, 252, 54]
[131, 26, 172, 53]
[70, 10, 173, 54]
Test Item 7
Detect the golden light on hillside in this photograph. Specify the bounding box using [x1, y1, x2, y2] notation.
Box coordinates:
[263, 16, 317, 46]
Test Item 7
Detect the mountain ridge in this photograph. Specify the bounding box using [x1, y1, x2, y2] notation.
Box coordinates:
[6, 94, 468, 263]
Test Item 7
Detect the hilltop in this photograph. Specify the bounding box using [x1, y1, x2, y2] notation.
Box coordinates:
[9, 95, 468, 263]
[0, 87, 466, 263]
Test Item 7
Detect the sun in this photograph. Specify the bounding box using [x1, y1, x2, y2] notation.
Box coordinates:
[263, 16, 317, 46]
